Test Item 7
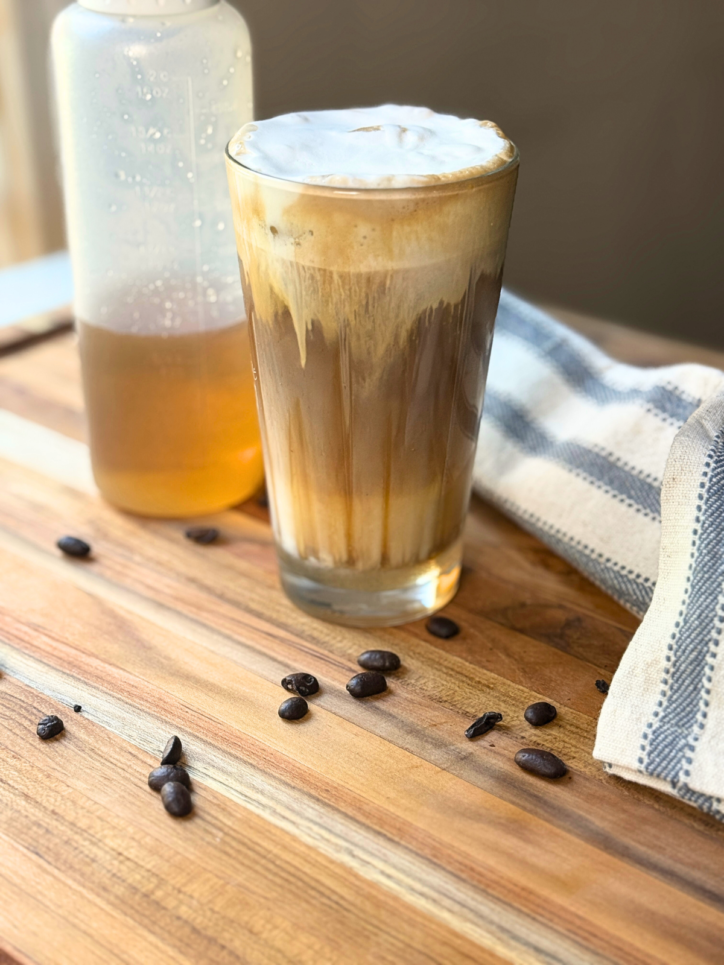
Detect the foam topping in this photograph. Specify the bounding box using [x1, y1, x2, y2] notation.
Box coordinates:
[228, 104, 515, 187]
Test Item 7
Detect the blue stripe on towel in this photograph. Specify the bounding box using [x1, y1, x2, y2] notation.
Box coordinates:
[484, 391, 662, 518]
[477, 491, 655, 616]
[643, 430, 724, 783]
[496, 293, 700, 425]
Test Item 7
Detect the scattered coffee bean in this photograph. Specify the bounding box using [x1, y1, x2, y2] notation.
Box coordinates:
[524, 702, 557, 727]
[184, 526, 219, 545]
[160, 735, 182, 766]
[426, 615, 460, 639]
[346, 671, 387, 698]
[514, 748, 568, 779]
[161, 781, 193, 817]
[73, 704, 82, 713]
[279, 696, 309, 720]
[357, 650, 401, 673]
[595, 679, 610, 694]
[37, 715, 64, 740]
[465, 712, 503, 739]
[57, 536, 91, 558]
[148, 765, 190, 791]
[281, 673, 319, 697]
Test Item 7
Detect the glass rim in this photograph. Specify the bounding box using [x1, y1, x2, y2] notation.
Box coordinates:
[224, 141, 519, 198]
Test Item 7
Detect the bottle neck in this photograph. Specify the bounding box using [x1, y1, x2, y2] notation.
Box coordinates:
[78, 0, 219, 14]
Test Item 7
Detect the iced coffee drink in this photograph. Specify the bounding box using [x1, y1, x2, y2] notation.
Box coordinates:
[226, 105, 518, 626]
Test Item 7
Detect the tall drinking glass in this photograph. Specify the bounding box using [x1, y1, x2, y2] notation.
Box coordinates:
[226, 142, 518, 626]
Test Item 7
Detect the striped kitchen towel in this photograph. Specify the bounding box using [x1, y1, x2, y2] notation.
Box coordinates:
[474, 289, 724, 816]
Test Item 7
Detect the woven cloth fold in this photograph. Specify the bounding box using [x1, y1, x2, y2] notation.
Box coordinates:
[474, 290, 724, 815]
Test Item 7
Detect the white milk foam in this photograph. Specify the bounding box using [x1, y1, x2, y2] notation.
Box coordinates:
[228, 104, 515, 187]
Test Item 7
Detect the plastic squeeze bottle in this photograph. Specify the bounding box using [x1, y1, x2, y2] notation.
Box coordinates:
[51, 0, 263, 517]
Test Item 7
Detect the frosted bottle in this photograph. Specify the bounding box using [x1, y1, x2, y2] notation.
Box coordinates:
[51, 0, 263, 517]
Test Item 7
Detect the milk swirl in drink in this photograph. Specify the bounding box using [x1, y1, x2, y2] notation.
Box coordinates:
[226, 105, 518, 626]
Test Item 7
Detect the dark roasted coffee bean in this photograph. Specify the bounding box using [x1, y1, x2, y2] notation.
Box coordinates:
[524, 702, 557, 727]
[161, 735, 183, 765]
[426, 615, 460, 639]
[514, 748, 568, 779]
[357, 650, 401, 673]
[73, 704, 82, 713]
[278, 696, 309, 720]
[57, 536, 91, 558]
[465, 712, 503, 739]
[595, 679, 610, 694]
[346, 671, 387, 698]
[184, 526, 219, 545]
[161, 781, 193, 817]
[281, 673, 319, 697]
[148, 765, 190, 791]
[37, 715, 64, 740]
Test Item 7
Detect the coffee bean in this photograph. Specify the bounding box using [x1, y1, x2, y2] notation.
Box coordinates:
[57, 536, 91, 558]
[465, 712, 503, 739]
[73, 704, 82, 713]
[161, 781, 193, 817]
[426, 616, 460, 639]
[160, 735, 182, 766]
[346, 671, 387, 698]
[37, 715, 64, 740]
[357, 650, 401, 672]
[256, 490, 269, 509]
[595, 679, 610, 694]
[281, 673, 319, 697]
[148, 765, 190, 791]
[524, 702, 557, 726]
[514, 748, 568, 779]
[185, 526, 219, 545]
[279, 696, 309, 720]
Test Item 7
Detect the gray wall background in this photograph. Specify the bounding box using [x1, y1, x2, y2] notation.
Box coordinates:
[232, 0, 724, 346]
[11, 0, 724, 346]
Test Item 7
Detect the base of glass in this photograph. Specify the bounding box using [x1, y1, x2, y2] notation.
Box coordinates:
[277, 539, 462, 628]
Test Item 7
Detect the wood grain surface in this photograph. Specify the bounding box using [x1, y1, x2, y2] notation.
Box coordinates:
[1, 323, 723, 964]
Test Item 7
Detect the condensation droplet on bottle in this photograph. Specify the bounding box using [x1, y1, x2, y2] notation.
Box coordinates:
[245, 54, 251, 64]
[199, 139, 206, 146]
[192, 218, 202, 227]
[124, 17, 135, 23]
[109, 204, 117, 212]
[187, 171, 194, 180]
[216, 221, 225, 231]
[145, 93, 152, 101]
[222, 79, 228, 87]
[94, 72, 100, 79]
[177, 161, 184, 167]
[235, 48, 243, 59]
[229, 67, 235, 74]
[136, 74, 142, 80]
[122, 113, 130, 120]
[197, 91, 205, 98]
[116, 170, 127, 180]
[206, 288, 218, 303]
[202, 264, 209, 272]
[206, 125, 213, 135]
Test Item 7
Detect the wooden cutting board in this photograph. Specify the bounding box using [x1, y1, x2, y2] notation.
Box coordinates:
[0, 318, 723, 965]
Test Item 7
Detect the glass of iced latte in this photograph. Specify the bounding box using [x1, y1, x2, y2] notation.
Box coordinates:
[226, 105, 518, 626]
